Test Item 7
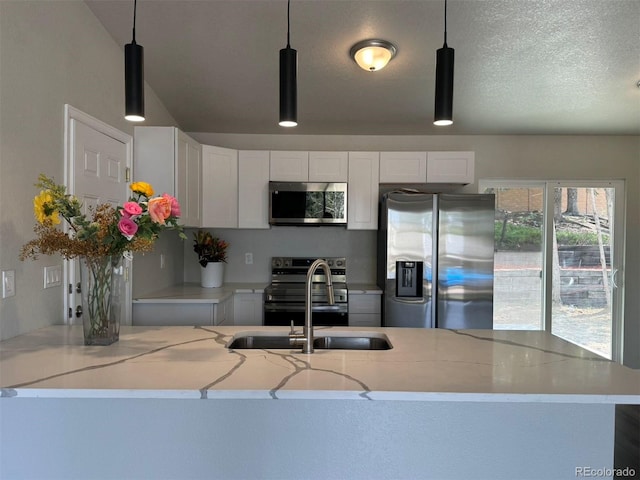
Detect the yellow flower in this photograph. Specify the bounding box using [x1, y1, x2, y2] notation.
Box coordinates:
[130, 181, 154, 197]
[33, 190, 60, 225]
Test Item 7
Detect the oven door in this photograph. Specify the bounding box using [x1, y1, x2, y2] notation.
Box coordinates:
[263, 303, 348, 326]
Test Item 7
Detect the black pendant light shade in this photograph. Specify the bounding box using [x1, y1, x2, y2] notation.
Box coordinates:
[279, 0, 297, 127]
[279, 46, 298, 127]
[125, 0, 144, 122]
[434, 45, 454, 126]
[434, 0, 454, 126]
[125, 41, 144, 122]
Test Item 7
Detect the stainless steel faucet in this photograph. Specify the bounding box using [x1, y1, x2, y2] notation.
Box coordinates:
[290, 258, 335, 353]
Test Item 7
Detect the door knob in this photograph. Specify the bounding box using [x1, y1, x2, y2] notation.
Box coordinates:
[75, 305, 83, 318]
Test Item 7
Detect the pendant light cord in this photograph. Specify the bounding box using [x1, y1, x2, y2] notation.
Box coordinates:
[132, 0, 138, 44]
[443, 0, 448, 47]
[286, 0, 291, 47]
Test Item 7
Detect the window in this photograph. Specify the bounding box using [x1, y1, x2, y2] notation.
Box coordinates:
[480, 180, 624, 361]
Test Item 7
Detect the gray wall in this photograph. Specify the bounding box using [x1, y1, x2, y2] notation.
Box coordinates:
[0, 1, 178, 340]
[181, 227, 377, 285]
[0, 3, 638, 369]
[0, 397, 615, 480]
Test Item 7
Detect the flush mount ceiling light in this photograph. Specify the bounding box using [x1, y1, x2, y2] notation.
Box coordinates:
[279, 0, 297, 127]
[350, 39, 397, 72]
[433, 0, 454, 126]
[124, 0, 144, 122]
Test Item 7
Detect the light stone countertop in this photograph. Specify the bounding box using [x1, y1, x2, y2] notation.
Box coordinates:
[347, 284, 382, 294]
[1, 325, 639, 403]
[133, 282, 381, 303]
[133, 282, 268, 303]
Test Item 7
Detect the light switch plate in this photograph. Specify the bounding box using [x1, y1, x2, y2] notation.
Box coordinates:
[245, 253, 253, 265]
[44, 265, 62, 288]
[2, 270, 15, 298]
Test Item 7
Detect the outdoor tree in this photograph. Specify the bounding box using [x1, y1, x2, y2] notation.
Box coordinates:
[564, 188, 580, 215]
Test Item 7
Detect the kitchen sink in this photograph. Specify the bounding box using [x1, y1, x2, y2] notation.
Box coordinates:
[226, 332, 392, 351]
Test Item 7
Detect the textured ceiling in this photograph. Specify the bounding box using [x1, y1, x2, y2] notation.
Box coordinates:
[86, 0, 640, 135]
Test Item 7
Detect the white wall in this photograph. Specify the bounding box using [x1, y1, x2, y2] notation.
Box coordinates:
[190, 133, 640, 368]
[0, 1, 178, 340]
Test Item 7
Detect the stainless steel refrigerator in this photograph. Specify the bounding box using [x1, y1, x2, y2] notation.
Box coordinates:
[377, 191, 495, 329]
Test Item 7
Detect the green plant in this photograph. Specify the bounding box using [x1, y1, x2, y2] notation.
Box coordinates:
[495, 222, 541, 249]
[556, 231, 610, 246]
[193, 230, 229, 266]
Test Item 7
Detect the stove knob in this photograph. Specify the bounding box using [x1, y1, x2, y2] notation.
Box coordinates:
[336, 259, 344, 267]
[273, 258, 283, 268]
[326, 259, 333, 267]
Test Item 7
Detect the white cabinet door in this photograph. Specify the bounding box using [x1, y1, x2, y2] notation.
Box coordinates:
[214, 296, 234, 326]
[238, 151, 270, 229]
[233, 293, 264, 326]
[201, 145, 238, 228]
[176, 130, 202, 227]
[379, 152, 427, 183]
[348, 293, 381, 327]
[270, 151, 309, 181]
[347, 152, 379, 230]
[134, 126, 202, 227]
[134, 126, 177, 197]
[308, 152, 348, 182]
[427, 151, 475, 184]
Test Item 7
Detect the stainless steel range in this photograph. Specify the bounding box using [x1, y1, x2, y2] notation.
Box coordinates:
[264, 257, 348, 326]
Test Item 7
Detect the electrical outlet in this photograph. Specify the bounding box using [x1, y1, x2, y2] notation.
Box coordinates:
[2, 270, 15, 298]
[245, 253, 253, 265]
[44, 265, 62, 289]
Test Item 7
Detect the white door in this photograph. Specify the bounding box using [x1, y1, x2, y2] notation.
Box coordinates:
[64, 106, 133, 325]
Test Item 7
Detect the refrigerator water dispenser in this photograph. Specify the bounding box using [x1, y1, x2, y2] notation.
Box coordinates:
[396, 261, 423, 298]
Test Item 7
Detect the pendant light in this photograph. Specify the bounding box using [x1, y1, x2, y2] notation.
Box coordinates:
[279, 0, 297, 127]
[433, 0, 454, 126]
[125, 0, 144, 122]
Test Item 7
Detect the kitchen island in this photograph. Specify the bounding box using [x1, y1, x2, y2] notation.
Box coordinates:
[1, 325, 639, 479]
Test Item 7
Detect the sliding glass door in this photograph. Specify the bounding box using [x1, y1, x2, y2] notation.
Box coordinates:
[480, 180, 625, 361]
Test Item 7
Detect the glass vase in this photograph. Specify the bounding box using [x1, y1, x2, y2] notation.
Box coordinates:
[80, 255, 123, 345]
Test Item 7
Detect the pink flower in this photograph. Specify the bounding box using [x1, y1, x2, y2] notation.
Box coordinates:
[148, 197, 171, 224]
[118, 217, 138, 240]
[162, 193, 181, 217]
[122, 201, 143, 217]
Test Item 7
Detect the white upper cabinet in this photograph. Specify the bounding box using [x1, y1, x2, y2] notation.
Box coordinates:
[347, 152, 379, 230]
[176, 130, 202, 227]
[238, 150, 270, 229]
[201, 145, 238, 228]
[379, 152, 427, 183]
[271, 151, 348, 182]
[269, 151, 309, 181]
[134, 126, 202, 227]
[426, 151, 475, 184]
[308, 152, 348, 182]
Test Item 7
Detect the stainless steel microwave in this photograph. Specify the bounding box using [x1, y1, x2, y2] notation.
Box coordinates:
[269, 182, 348, 226]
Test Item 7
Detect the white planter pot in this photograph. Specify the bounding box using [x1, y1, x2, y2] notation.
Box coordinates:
[201, 262, 224, 288]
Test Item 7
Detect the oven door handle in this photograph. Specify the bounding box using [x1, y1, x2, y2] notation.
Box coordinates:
[264, 304, 347, 313]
